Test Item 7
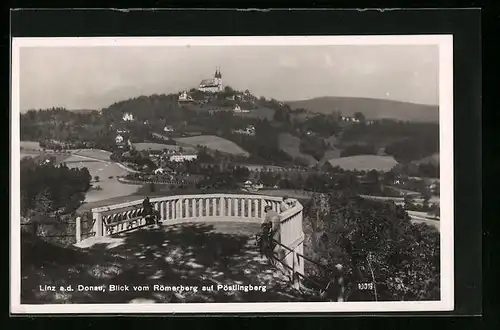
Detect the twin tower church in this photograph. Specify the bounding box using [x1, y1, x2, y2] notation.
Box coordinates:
[198, 67, 223, 93]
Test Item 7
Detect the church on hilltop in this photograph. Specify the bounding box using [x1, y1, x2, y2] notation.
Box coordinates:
[198, 67, 223, 93]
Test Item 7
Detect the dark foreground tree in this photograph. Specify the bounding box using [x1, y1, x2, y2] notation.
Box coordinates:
[307, 192, 440, 301]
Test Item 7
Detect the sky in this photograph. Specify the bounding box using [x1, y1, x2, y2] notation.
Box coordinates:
[18, 45, 439, 111]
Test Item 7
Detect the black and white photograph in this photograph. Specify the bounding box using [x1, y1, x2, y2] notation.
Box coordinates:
[11, 35, 454, 314]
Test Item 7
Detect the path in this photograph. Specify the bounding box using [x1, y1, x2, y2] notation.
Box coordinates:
[21, 222, 311, 304]
[407, 210, 440, 231]
[70, 153, 138, 173]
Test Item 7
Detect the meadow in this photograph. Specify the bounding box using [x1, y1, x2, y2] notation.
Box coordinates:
[20, 141, 41, 151]
[132, 142, 196, 153]
[175, 135, 249, 156]
[72, 149, 113, 161]
[328, 155, 398, 172]
[278, 133, 318, 166]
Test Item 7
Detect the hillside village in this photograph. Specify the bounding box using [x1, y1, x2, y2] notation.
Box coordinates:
[21, 68, 440, 199]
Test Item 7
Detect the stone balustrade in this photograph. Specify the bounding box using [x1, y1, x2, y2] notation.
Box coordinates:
[78, 193, 304, 288]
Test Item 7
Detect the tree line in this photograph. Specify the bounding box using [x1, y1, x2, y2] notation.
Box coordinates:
[20, 157, 92, 216]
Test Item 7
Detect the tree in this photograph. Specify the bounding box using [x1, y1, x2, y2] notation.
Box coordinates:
[428, 203, 440, 219]
[353, 112, 366, 123]
[26, 190, 53, 236]
[366, 170, 380, 185]
[421, 189, 432, 210]
[383, 171, 396, 185]
[94, 175, 100, 182]
[310, 192, 440, 301]
[404, 194, 414, 209]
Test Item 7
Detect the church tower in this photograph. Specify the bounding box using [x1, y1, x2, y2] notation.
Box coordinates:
[215, 67, 223, 92]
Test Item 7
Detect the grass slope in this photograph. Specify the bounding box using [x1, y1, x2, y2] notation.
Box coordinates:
[287, 97, 439, 122]
[175, 135, 249, 157]
[20, 141, 41, 151]
[133, 142, 196, 153]
[278, 133, 318, 166]
[328, 155, 398, 172]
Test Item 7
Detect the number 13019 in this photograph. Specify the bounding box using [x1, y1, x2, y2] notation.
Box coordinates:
[357, 282, 374, 290]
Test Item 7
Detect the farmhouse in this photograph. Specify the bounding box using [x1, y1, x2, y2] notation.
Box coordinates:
[178, 91, 194, 103]
[154, 167, 173, 175]
[198, 68, 223, 93]
[169, 151, 198, 163]
[341, 116, 360, 123]
[233, 104, 250, 113]
[122, 113, 134, 122]
[163, 125, 174, 133]
[243, 180, 264, 191]
[233, 125, 256, 136]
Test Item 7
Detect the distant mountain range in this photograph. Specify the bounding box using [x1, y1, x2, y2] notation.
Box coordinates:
[286, 97, 439, 122]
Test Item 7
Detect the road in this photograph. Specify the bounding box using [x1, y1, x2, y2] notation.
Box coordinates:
[407, 210, 440, 231]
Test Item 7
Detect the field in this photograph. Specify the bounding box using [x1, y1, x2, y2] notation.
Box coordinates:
[64, 155, 139, 204]
[278, 133, 318, 166]
[20, 151, 41, 159]
[238, 107, 275, 120]
[20, 141, 42, 159]
[174, 135, 249, 156]
[322, 149, 341, 161]
[132, 143, 196, 153]
[72, 149, 112, 161]
[328, 155, 398, 172]
[20, 141, 41, 151]
[20, 150, 71, 164]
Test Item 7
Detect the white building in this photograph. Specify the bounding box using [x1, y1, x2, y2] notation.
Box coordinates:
[164, 125, 174, 133]
[198, 68, 223, 93]
[243, 180, 264, 191]
[178, 90, 194, 103]
[123, 113, 134, 121]
[233, 125, 256, 136]
[233, 104, 250, 113]
[169, 152, 198, 162]
[341, 116, 360, 123]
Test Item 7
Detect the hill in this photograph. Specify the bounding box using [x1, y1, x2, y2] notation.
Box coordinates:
[286, 97, 439, 122]
[328, 155, 398, 172]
